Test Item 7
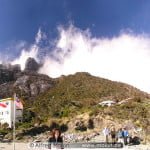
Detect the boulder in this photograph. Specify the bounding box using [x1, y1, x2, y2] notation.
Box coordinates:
[75, 120, 87, 131]
[24, 57, 40, 72]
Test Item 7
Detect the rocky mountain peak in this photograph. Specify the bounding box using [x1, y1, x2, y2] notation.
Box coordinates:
[0, 58, 54, 99]
[24, 57, 40, 72]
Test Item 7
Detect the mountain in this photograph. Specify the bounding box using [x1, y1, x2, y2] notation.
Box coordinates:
[24, 57, 41, 72]
[0, 60, 149, 115]
[33, 72, 149, 118]
[0, 58, 150, 142]
[32, 72, 150, 142]
[0, 58, 55, 102]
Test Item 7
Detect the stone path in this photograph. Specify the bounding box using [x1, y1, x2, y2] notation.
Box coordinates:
[0, 133, 149, 150]
[0, 142, 150, 150]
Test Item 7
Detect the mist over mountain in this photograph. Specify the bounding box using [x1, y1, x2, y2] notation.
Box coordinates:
[1, 25, 150, 93]
[0, 55, 149, 101]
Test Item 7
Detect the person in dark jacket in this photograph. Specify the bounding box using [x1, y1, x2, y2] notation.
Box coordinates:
[110, 127, 116, 144]
[48, 128, 63, 149]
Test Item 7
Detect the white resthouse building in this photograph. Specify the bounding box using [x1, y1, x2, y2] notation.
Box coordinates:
[0, 98, 23, 128]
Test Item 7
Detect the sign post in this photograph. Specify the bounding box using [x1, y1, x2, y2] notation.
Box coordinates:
[13, 93, 16, 150]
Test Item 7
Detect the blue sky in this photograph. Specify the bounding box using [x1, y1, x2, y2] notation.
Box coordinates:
[1, 0, 150, 93]
[0, 0, 150, 46]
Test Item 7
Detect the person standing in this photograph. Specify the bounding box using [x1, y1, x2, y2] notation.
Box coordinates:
[123, 128, 129, 145]
[117, 128, 124, 144]
[102, 126, 110, 143]
[48, 128, 64, 149]
[110, 127, 116, 144]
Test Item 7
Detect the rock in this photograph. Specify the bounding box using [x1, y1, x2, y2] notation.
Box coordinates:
[14, 75, 29, 86]
[3, 133, 13, 141]
[13, 74, 54, 97]
[93, 117, 103, 129]
[0, 68, 15, 84]
[14, 75, 30, 94]
[75, 120, 87, 131]
[0, 63, 21, 86]
[34, 123, 39, 127]
[0, 82, 14, 98]
[24, 57, 40, 72]
[30, 83, 39, 96]
[39, 82, 52, 93]
[87, 118, 94, 129]
[11, 64, 21, 72]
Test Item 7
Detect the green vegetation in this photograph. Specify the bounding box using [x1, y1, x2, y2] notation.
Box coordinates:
[109, 100, 150, 124]
[0, 123, 11, 137]
[33, 72, 148, 119]
[0, 72, 148, 141]
[12, 72, 149, 140]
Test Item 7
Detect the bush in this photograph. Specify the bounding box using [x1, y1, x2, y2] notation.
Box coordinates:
[61, 107, 70, 117]
[23, 109, 35, 122]
[87, 119, 94, 129]
[75, 121, 87, 132]
[60, 124, 68, 132]
[16, 122, 33, 129]
[49, 122, 59, 130]
[0, 129, 9, 135]
[1, 123, 9, 129]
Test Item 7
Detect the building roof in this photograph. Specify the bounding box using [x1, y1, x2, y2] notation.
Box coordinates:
[0, 98, 13, 102]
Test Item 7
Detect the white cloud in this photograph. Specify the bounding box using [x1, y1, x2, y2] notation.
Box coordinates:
[39, 25, 150, 93]
[35, 29, 42, 44]
[11, 46, 39, 70]
[7, 25, 150, 93]
[11, 29, 43, 70]
[35, 28, 47, 44]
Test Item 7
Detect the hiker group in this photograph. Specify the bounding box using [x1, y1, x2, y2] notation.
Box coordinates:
[103, 126, 132, 145]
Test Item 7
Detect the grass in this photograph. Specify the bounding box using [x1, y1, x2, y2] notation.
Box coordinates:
[32, 72, 148, 120]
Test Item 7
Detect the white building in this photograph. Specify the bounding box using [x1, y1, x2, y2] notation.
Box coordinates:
[99, 100, 116, 107]
[0, 98, 23, 128]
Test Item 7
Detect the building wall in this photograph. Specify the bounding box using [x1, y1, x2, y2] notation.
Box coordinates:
[0, 100, 12, 127]
[0, 100, 23, 128]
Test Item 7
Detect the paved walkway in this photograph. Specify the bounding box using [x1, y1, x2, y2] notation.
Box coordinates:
[0, 142, 150, 150]
[0, 133, 149, 150]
